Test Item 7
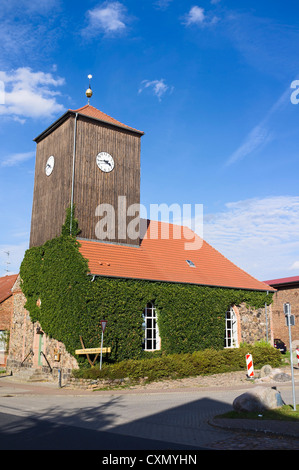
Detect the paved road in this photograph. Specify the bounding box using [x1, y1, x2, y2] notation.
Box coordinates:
[0, 410, 202, 451]
[0, 378, 240, 450]
[0, 376, 298, 451]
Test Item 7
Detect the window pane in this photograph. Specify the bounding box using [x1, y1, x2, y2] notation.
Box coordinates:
[142, 303, 160, 351]
[224, 307, 237, 348]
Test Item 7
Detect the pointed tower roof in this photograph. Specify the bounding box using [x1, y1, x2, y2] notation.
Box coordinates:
[70, 104, 144, 134]
[34, 104, 144, 142]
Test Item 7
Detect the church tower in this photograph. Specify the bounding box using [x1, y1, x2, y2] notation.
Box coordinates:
[29, 78, 144, 248]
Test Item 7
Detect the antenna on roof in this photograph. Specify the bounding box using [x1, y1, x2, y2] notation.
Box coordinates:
[3, 251, 11, 274]
[86, 74, 93, 105]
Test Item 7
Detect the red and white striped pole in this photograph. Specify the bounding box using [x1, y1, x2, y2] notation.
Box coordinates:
[246, 353, 254, 378]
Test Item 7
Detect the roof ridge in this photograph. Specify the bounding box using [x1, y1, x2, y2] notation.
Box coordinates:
[69, 104, 144, 134]
[264, 275, 299, 285]
[73, 104, 90, 112]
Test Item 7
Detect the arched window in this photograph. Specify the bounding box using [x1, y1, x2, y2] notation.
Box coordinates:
[142, 302, 160, 351]
[224, 307, 238, 348]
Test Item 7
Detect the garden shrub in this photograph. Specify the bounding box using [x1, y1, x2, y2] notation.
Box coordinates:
[72, 345, 282, 382]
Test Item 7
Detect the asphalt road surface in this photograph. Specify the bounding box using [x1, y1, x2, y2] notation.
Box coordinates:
[0, 378, 298, 452]
[0, 410, 203, 450]
[0, 384, 238, 451]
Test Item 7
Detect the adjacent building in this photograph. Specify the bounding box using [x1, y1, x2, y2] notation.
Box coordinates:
[264, 276, 299, 348]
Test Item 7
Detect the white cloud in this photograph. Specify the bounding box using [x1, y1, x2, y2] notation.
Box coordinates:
[0, 1, 61, 68]
[224, 12, 299, 79]
[182, 5, 218, 27]
[201, 196, 299, 280]
[82, 2, 129, 37]
[0, 0, 59, 16]
[226, 124, 273, 166]
[154, 0, 173, 10]
[290, 261, 299, 271]
[0, 67, 65, 121]
[1, 151, 35, 167]
[184, 6, 206, 25]
[225, 86, 290, 166]
[139, 79, 173, 101]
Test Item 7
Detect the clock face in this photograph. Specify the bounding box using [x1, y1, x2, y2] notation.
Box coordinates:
[45, 155, 55, 176]
[96, 152, 114, 173]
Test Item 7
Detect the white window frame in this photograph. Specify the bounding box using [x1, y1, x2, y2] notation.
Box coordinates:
[142, 302, 161, 351]
[0, 330, 8, 364]
[0, 330, 7, 352]
[224, 307, 238, 348]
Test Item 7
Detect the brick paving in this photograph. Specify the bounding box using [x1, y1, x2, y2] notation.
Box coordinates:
[210, 432, 299, 450]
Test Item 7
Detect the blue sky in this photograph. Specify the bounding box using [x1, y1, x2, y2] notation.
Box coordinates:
[1, 0, 299, 281]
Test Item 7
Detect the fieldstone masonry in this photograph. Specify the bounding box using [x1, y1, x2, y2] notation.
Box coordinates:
[7, 276, 78, 380]
[238, 303, 273, 345]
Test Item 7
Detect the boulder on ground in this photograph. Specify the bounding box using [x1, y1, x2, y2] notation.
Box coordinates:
[273, 372, 291, 382]
[260, 364, 273, 377]
[255, 366, 291, 383]
[233, 386, 284, 413]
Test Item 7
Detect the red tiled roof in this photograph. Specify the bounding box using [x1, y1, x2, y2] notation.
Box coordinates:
[70, 105, 144, 135]
[78, 220, 273, 292]
[0, 274, 18, 304]
[264, 276, 299, 287]
[34, 104, 144, 143]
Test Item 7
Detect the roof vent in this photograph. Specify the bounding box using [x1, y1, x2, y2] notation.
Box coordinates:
[186, 259, 196, 268]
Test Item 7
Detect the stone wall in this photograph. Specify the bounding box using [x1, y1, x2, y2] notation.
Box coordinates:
[8, 276, 34, 364]
[7, 276, 78, 380]
[237, 302, 273, 345]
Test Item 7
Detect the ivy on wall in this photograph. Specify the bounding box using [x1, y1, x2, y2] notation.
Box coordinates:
[20, 211, 273, 363]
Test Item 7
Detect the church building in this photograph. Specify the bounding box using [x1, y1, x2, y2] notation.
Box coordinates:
[6, 83, 275, 378]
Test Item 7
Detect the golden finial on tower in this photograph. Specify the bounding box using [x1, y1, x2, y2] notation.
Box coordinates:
[86, 74, 93, 104]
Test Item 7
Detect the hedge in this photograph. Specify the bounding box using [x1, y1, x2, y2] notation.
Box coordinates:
[72, 345, 282, 382]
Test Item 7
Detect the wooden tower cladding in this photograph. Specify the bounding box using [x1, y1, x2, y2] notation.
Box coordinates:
[29, 106, 143, 248]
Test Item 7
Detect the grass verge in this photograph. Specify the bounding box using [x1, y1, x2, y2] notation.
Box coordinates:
[217, 405, 299, 422]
